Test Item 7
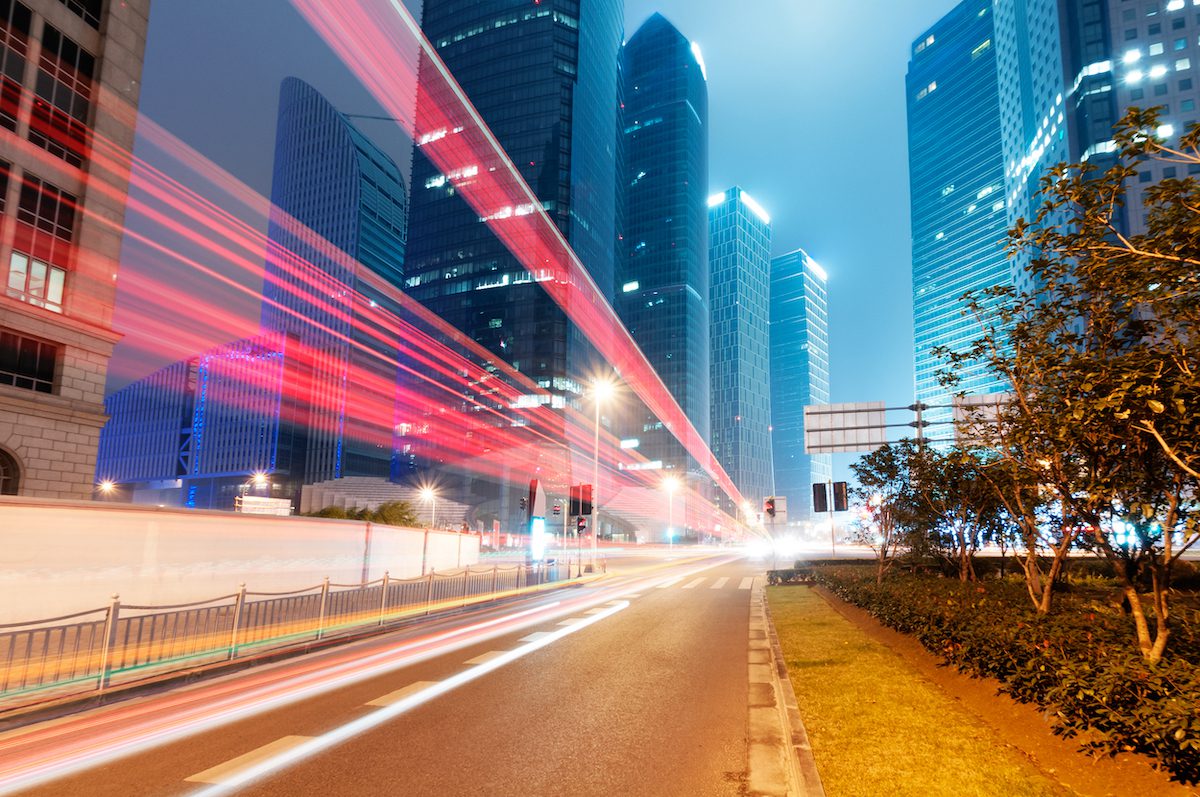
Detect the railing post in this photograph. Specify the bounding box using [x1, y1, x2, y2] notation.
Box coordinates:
[316, 577, 330, 641]
[461, 567, 470, 606]
[378, 571, 390, 626]
[425, 570, 435, 616]
[97, 594, 120, 694]
[491, 564, 498, 595]
[229, 583, 247, 660]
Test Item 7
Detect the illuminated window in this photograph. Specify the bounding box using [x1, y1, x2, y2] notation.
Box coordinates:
[7, 251, 64, 312]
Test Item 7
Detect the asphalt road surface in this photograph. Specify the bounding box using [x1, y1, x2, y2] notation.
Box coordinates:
[1, 552, 766, 796]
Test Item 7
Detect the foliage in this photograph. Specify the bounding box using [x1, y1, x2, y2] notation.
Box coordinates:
[305, 500, 420, 527]
[813, 567, 1200, 782]
[848, 441, 924, 583]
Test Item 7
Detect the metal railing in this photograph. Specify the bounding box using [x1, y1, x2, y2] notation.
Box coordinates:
[0, 559, 594, 712]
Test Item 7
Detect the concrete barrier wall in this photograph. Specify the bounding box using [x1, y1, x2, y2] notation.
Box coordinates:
[0, 497, 481, 623]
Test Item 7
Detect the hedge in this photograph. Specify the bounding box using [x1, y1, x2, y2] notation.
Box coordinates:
[808, 566, 1200, 783]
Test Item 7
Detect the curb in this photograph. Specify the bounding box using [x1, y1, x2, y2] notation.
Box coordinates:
[747, 579, 825, 797]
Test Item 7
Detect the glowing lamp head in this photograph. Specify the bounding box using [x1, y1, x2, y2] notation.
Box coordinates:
[593, 376, 616, 402]
[97, 480, 115, 494]
[663, 475, 681, 494]
[420, 487, 436, 502]
[251, 472, 269, 487]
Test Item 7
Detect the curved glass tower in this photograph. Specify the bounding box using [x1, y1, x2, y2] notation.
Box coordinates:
[619, 13, 709, 535]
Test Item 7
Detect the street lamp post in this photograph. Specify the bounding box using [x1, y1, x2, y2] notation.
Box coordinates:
[420, 487, 437, 529]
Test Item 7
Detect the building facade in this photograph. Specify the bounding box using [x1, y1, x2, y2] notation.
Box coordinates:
[908, 0, 1012, 432]
[618, 13, 709, 536]
[709, 187, 773, 514]
[261, 76, 408, 484]
[97, 78, 409, 509]
[769, 248, 830, 522]
[0, 0, 149, 498]
[404, 0, 623, 407]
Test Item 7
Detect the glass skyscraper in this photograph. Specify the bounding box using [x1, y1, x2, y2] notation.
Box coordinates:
[769, 248, 830, 521]
[709, 187, 773, 513]
[405, 1, 623, 404]
[261, 77, 409, 483]
[619, 13, 709, 536]
[907, 0, 1011, 432]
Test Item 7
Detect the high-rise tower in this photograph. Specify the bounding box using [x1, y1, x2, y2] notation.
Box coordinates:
[769, 248, 829, 521]
[907, 0, 1011, 430]
[709, 187, 773, 514]
[619, 13, 709, 535]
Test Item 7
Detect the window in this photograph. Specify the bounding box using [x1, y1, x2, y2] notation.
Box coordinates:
[17, 175, 76, 240]
[1151, 42, 1166, 54]
[0, 446, 16, 494]
[0, 328, 57, 393]
[7, 251, 64, 311]
[30, 25, 94, 166]
[0, 0, 30, 133]
[1132, 88, 1146, 99]
[1164, 167, 1178, 178]
[1183, 98, 1196, 111]
[1140, 171, 1153, 182]
[1182, 78, 1195, 89]
[1156, 82, 1170, 95]
[55, 0, 101, 29]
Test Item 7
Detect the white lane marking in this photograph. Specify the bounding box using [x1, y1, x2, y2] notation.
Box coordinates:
[366, 681, 439, 707]
[710, 577, 729, 590]
[682, 577, 705, 589]
[185, 736, 313, 784]
[656, 577, 684, 589]
[622, 593, 643, 599]
[584, 607, 609, 615]
[519, 632, 553, 643]
[463, 651, 505, 665]
[739, 577, 754, 590]
[187, 601, 630, 797]
[556, 618, 585, 626]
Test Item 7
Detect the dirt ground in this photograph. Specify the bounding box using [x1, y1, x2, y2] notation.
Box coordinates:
[812, 586, 1199, 797]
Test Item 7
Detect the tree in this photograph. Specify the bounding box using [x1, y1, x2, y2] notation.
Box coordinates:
[849, 441, 923, 584]
[947, 106, 1200, 662]
[370, 500, 420, 527]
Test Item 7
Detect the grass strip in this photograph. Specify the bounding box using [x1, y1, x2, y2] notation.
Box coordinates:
[768, 585, 1067, 797]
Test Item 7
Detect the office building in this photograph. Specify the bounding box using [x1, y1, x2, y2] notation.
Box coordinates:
[619, 13, 709, 535]
[98, 79, 409, 508]
[709, 187, 773, 513]
[769, 248, 830, 521]
[0, 0, 149, 497]
[405, 0, 623, 406]
[907, 0, 1012, 431]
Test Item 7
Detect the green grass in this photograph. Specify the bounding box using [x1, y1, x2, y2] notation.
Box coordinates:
[768, 586, 1067, 797]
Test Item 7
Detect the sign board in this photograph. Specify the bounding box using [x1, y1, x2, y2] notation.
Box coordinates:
[770, 496, 787, 525]
[804, 402, 888, 454]
[235, 496, 293, 516]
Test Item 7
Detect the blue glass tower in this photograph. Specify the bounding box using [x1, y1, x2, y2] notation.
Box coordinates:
[261, 77, 408, 483]
[770, 249, 830, 521]
[405, 1, 623, 402]
[709, 187, 773, 513]
[907, 1, 1010, 432]
[619, 13, 709, 531]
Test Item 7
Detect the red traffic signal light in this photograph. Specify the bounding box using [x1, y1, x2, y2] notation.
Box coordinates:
[764, 497, 776, 518]
[576, 516, 587, 532]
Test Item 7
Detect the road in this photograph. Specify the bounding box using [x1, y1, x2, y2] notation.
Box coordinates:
[0, 552, 768, 796]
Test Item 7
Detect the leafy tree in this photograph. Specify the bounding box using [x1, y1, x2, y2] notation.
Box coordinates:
[370, 500, 420, 527]
[849, 441, 924, 584]
[307, 506, 350, 519]
[947, 106, 1200, 661]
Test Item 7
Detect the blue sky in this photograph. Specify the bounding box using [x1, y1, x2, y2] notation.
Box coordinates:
[120, 1, 959, 478]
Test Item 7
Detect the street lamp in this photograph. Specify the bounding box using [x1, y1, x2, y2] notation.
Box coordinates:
[420, 486, 437, 528]
[590, 376, 616, 566]
[96, 479, 115, 500]
[663, 475, 680, 551]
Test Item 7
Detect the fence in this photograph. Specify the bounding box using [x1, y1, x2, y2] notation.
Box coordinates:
[0, 559, 592, 712]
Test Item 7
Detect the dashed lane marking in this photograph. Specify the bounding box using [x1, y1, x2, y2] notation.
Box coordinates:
[366, 681, 439, 707]
[739, 577, 754, 590]
[519, 632, 554, 643]
[185, 737, 314, 784]
[711, 577, 729, 589]
[556, 618, 585, 626]
[682, 577, 706, 589]
[656, 577, 685, 589]
[463, 651, 506, 666]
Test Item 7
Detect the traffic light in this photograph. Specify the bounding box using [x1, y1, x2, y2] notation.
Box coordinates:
[578, 484, 593, 516]
[764, 497, 776, 518]
[577, 516, 587, 533]
[833, 481, 849, 513]
[519, 496, 527, 511]
[812, 483, 828, 514]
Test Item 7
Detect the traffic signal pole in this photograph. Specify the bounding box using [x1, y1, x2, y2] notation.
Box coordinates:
[828, 478, 836, 558]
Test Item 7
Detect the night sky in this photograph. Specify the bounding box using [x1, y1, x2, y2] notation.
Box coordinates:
[116, 0, 958, 479]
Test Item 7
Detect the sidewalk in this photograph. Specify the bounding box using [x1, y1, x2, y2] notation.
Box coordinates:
[766, 585, 1194, 797]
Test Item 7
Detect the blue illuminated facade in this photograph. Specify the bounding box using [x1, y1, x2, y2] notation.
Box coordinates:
[709, 187, 773, 513]
[769, 249, 830, 521]
[908, 0, 1011, 433]
[405, 0, 623, 402]
[618, 13, 709, 519]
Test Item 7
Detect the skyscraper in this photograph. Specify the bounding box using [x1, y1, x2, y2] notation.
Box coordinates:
[619, 13, 709, 533]
[261, 76, 408, 484]
[404, 0, 623, 406]
[907, 0, 1011, 431]
[709, 187, 773, 513]
[0, 0, 149, 498]
[770, 248, 830, 521]
[98, 79, 409, 508]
